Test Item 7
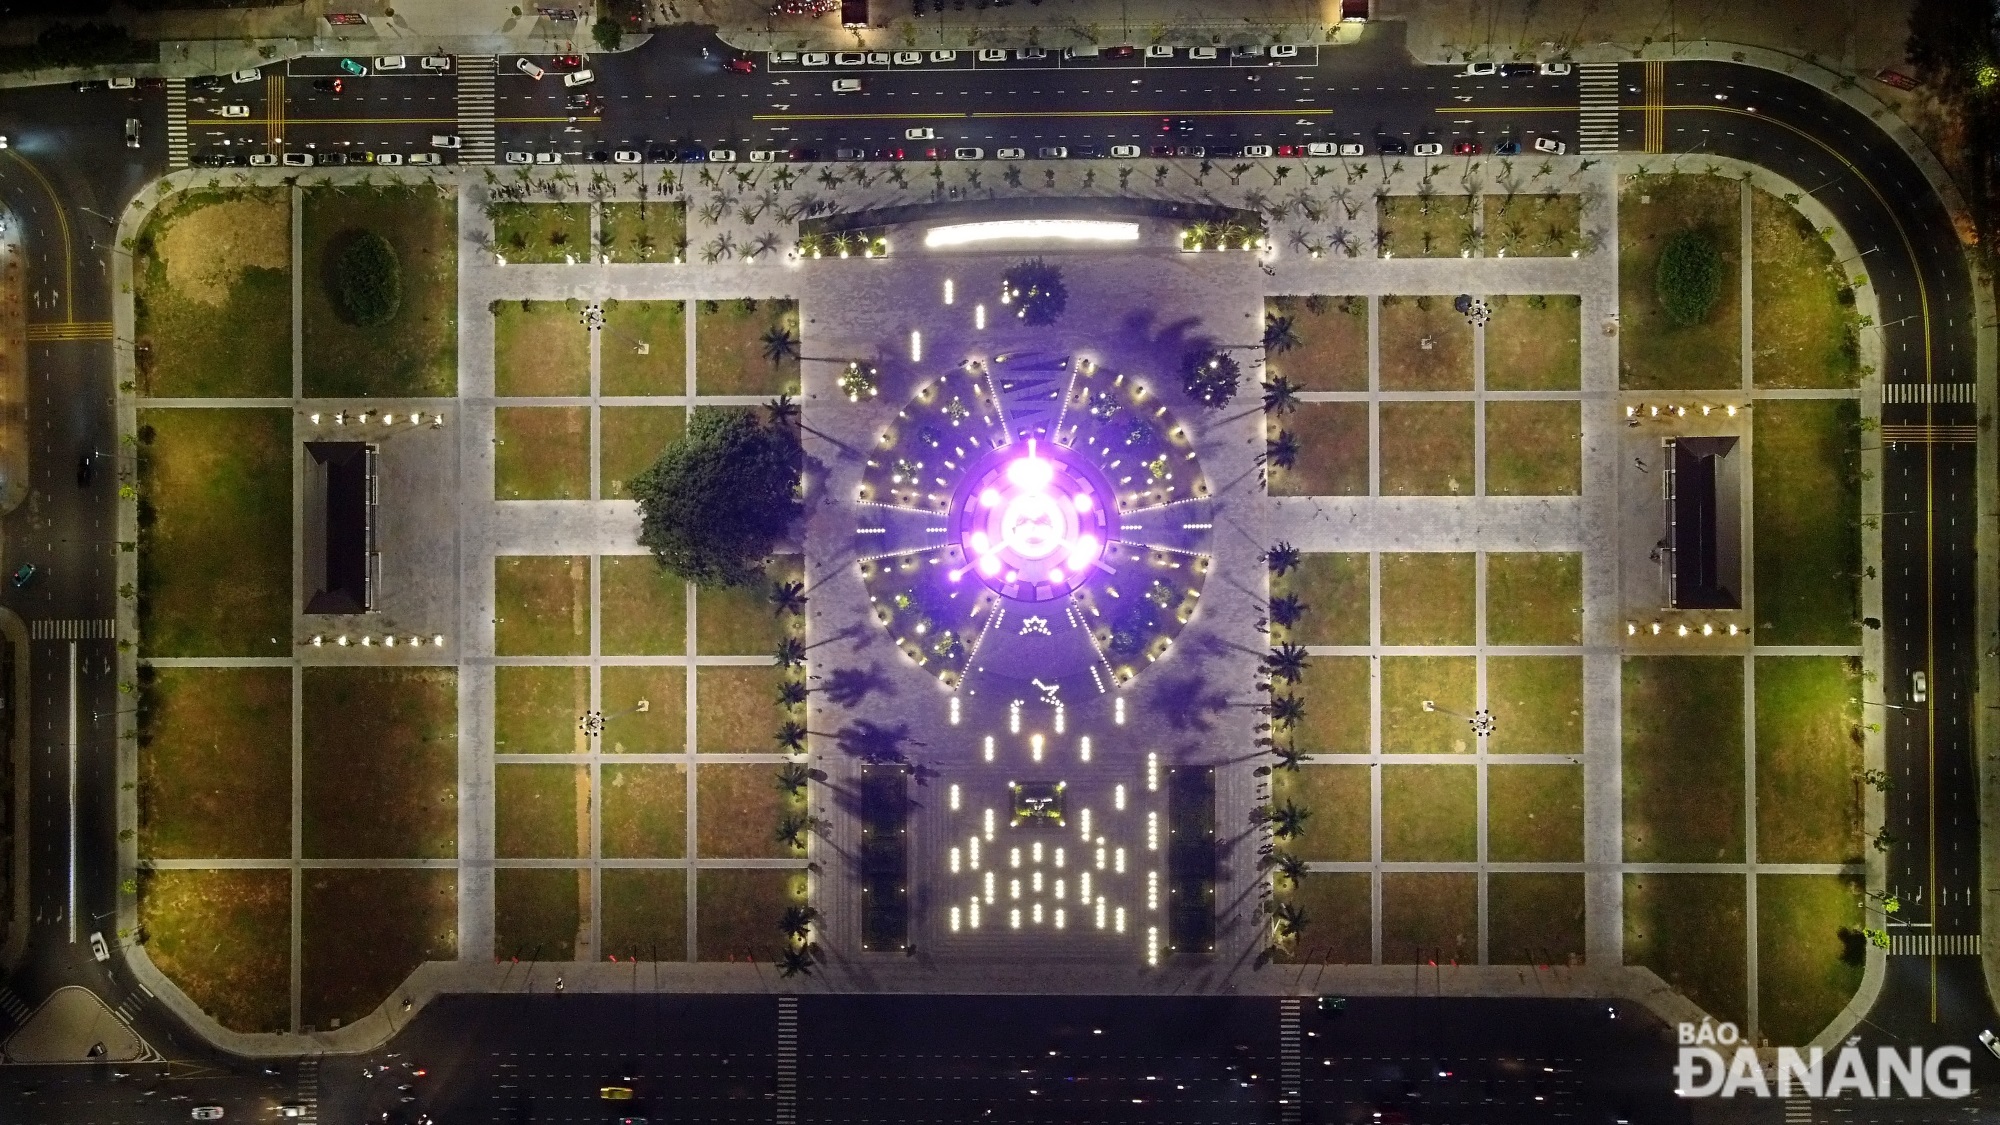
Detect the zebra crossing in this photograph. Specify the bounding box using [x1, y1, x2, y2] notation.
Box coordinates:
[0, 984, 28, 1025]
[31, 618, 114, 640]
[1882, 382, 1975, 405]
[1578, 63, 1622, 154]
[1889, 931, 1981, 956]
[456, 56, 497, 165]
[114, 989, 147, 1023]
[1278, 998, 1302, 1125]
[295, 1057, 321, 1123]
[1784, 1097, 1813, 1125]
[165, 77, 190, 170]
[776, 996, 798, 1125]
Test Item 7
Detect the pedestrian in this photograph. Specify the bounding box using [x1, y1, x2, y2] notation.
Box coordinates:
[553, 976, 564, 993]
[1634, 457, 1648, 473]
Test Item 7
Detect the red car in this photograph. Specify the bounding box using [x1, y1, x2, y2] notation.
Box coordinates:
[724, 56, 755, 74]
[1276, 144, 1301, 157]
[1452, 139, 1481, 155]
[555, 54, 582, 69]
[1150, 144, 1172, 157]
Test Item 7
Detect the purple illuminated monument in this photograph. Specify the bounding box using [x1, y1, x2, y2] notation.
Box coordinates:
[949, 438, 1115, 602]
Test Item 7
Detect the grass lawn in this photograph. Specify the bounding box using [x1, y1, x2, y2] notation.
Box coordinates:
[492, 299, 590, 397]
[1753, 400, 1860, 645]
[140, 667, 291, 859]
[1381, 765, 1476, 861]
[1271, 764, 1370, 860]
[1379, 194, 1480, 258]
[1483, 295, 1582, 390]
[301, 868, 455, 1029]
[1276, 872, 1371, 963]
[1625, 872, 1747, 1026]
[301, 185, 456, 397]
[1485, 401, 1580, 495]
[1487, 873, 1586, 965]
[1482, 192, 1584, 256]
[493, 665, 588, 754]
[1486, 656, 1584, 755]
[695, 555, 802, 654]
[696, 764, 795, 858]
[601, 664, 686, 754]
[495, 556, 591, 656]
[1750, 189, 1860, 389]
[602, 201, 688, 263]
[601, 299, 689, 395]
[1275, 552, 1369, 645]
[695, 299, 800, 396]
[490, 201, 591, 265]
[1269, 403, 1368, 496]
[696, 868, 804, 961]
[301, 667, 457, 859]
[494, 764, 586, 859]
[600, 556, 687, 655]
[601, 869, 688, 960]
[1755, 657, 1862, 863]
[1380, 553, 1475, 646]
[1380, 657, 1476, 752]
[696, 666, 791, 754]
[1487, 765, 1584, 861]
[1266, 295, 1368, 391]
[1622, 657, 1744, 863]
[140, 869, 290, 1033]
[134, 188, 291, 397]
[601, 406, 686, 499]
[602, 763, 688, 858]
[1292, 656, 1370, 754]
[495, 406, 591, 500]
[138, 409, 291, 658]
[493, 867, 582, 961]
[1381, 872, 1478, 963]
[1378, 295, 1473, 391]
[1618, 174, 1741, 390]
[1379, 402, 1475, 495]
[1757, 874, 1865, 1046]
[1485, 552, 1582, 645]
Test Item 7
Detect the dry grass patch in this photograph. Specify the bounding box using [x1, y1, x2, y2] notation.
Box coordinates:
[1487, 765, 1584, 861]
[495, 764, 587, 859]
[1485, 552, 1582, 645]
[1483, 294, 1582, 390]
[1755, 657, 1862, 864]
[696, 868, 804, 962]
[1379, 402, 1474, 495]
[696, 666, 791, 754]
[141, 869, 291, 1033]
[600, 556, 687, 655]
[602, 763, 688, 858]
[1378, 295, 1473, 390]
[1276, 872, 1372, 964]
[1486, 656, 1583, 755]
[601, 406, 685, 499]
[134, 188, 291, 397]
[494, 868, 582, 961]
[301, 868, 455, 1029]
[602, 869, 687, 960]
[1481, 192, 1584, 257]
[695, 555, 802, 654]
[490, 202, 590, 264]
[1380, 552, 1475, 645]
[602, 664, 686, 754]
[301, 667, 457, 859]
[1750, 189, 1860, 389]
[1484, 401, 1580, 495]
[493, 299, 590, 397]
[1380, 656, 1476, 753]
[140, 667, 291, 859]
[495, 555, 591, 656]
[1381, 872, 1478, 963]
[1625, 873, 1746, 1026]
[695, 298, 800, 396]
[494, 665, 589, 754]
[1757, 874, 1864, 1046]
[1292, 655, 1370, 754]
[1488, 873, 1585, 965]
[601, 299, 689, 395]
[1618, 174, 1741, 390]
[495, 406, 590, 500]
[1266, 295, 1367, 391]
[1381, 765, 1476, 861]
[1275, 552, 1369, 645]
[1269, 403, 1368, 496]
[1271, 764, 1370, 861]
[1623, 657, 1744, 863]
[1379, 194, 1480, 258]
[301, 186, 456, 397]
[696, 764, 794, 858]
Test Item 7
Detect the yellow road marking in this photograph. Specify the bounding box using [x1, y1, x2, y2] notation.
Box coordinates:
[1429, 105, 1588, 114]
[4, 150, 73, 323]
[27, 321, 113, 341]
[1644, 62, 1665, 153]
[191, 115, 595, 126]
[752, 107, 1331, 122]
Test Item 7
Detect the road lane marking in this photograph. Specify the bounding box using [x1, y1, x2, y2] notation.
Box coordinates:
[67, 640, 76, 944]
[4, 149, 75, 323]
[752, 107, 1331, 122]
[26, 321, 112, 342]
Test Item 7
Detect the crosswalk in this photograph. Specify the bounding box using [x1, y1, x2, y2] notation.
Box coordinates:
[1882, 381, 1975, 404]
[1784, 1097, 1813, 1125]
[30, 618, 114, 640]
[1889, 931, 1981, 956]
[0, 984, 27, 1025]
[295, 1057, 321, 1123]
[456, 56, 497, 164]
[114, 989, 147, 1023]
[1578, 63, 1621, 154]
[1278, 998, 1302, 1125]
[776, 996, 798, 1125]
[165, 77, 189, 170]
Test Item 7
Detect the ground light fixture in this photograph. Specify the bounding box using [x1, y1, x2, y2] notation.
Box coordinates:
[923, 219, 1140, 249]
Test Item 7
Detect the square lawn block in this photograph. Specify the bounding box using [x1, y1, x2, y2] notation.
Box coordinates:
[1484, 401, 1580, 496]
[1269, 402, 1368, 496]
[1486, 765, 1584, 862]
[301, 868, 456, 1029]
[1292, 656, 1370, 755]
[1272, 764, 1370, 861]
[1381, 765, 1476, 862]
[1486, 656, 1583, 755]
[696, 764, 796, 858]
[1379, 195, 1477, 260]
[495, 556, 591, 656]
[489, 201, 590, 265]
[600, 299, 688, 395]
[1381, 872, 1478, 963]
[1485, 553, 1582, 645]
[1266, 295, 1368, 391]
[695, 299, 800, 396]
[1753, 400, 1860, 645]
[492, 299, 590, 397]
[599, 556, 687, 656]
[1276, 872, 1372, 963]
[1275, 552, 1369, 646]
[1750, 189, 1861, 390]
[601, 869, 688, 961]
[495, 764, 586, 859]
[495, 406, 590, 500]
[1483, 295, 1582, 391]
[601, 203, 688, 266]
[695, 555, 802, 655]
[301, 186, 456, 397]
[493, 665, 589, 754]
[493, 867, 583, 961]
[1625, 872, 1747, 1026]
[302, 667, 457, 859]
[1380, 553, 1475, 646]
[602, 763, 688, 858]
[601, 406, 686, 500]
[1623, 657, 1745, 863]
[696, 868, 805, 962]
[135, 188, 292, 398]
[696, 666, 791, 754]
[1379, 401, 1475, 496]
[1757, 874, 1865, 1046]
[602, 664, 686, 754]
[1618, 175, 1741, 391]
[1487, 873, 1586, 965]
[1482, 195, 1584, 257]
[1380, 657, 1476, 752]
[1755, 656, 1862, 864]
[1378, 295, 1473, 391]
[140, 667, 291, 859]
[140, 869, 290, 1033]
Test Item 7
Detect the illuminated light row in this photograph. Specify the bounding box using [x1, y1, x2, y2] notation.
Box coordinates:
[1146, 926, 1160, 967]
[984, 734, 995, 761]
[943, 278, 955, 305]
[949, 783, 961, 811]
[1147, 870, 1160, 910]
[1031, 733, 1044, 761]
[1146, 752, 1159, 792]
[1115, 697, 1126, 725]
[984, 808, 996, 841]
[1630, 620, 1741, 637]
[1054, 703, 1066, 735]
[1080, 807, 1093, 839]
[950, 846, 961, 873]
[924, 219, 1141, 248]
[949, 696, 961, 726]
[1009, 700, 1022, 733]
[1115, 783, 1127, 811]
[315, 634, 446, 648]
[1147, 811, 1159, 851]
[1080, 735, 1092, 762]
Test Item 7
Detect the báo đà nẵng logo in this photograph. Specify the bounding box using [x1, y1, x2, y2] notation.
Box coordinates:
[1674, 1022, 1972, 1099]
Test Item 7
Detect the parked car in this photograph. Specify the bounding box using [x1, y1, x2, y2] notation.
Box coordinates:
[952, 146, 983, 159]
[866, 52, 890, 65]
[1412, 141, 1443, 156]
[870, 147, 905, 161]
[978, 48, 1007, 62]
[1103, 45, 1135, 58]
[1037, 146, 1067, 158]
[553, 53, 582, 68]
[312, 77, 344, 93]
[893, 51, 921, 65]
[929, 50, 957, 62]
[532, 150, 562, 164]
[421, 55, 454, 71]
[1270, 45, 1299, 58]
[87, 929, 106, 962]
[1493, 139, 1521, 155]
[1233, 45, 1265, 57]
[1979, 1030, 2000, 1060]
[1017, 47, 1046, 59]
[679, 147, 707, 162]
[1500, 62, 1537, 77]
[1305, 142, 1335, 156]
[1188, 46, 1218, 59]
[1533, 136, 1567, 154]
[1241, 144, 1273, 158]
[1378, 137, 1409, 154]
[218, 104, 250, 118]
[1150, 144, 1172, 157]
[504, 150, 532, 164]
[772, 50, 799, 62]
[108, 76, 136, 89]
[1451, 139, 1481, 154]
[318, 152, 348, 166]
[1277, 144, 1300, 157]
[1146, 45, 1174, 59]
[995, 146, 1025, 159]
[746, 150, 778, 162]
[249, 153, 278, 166]
[707, 148, 736, 161]
[562, 69, 595, 87]
[281, 151, 314, 166]
[407, 152, 440, 165]
[834, 146, 863, 160]
[374, 55, 407, 70]
[801, 52, 830, 66]
[516, 58, 546, 79]
[833, 78, 862, 92]
[1073, 144, 1099, 158]
[1538, 61, 1572, 75]
[1173, 144, 1204, 157]
[1338, 141, 1365, 156]
[373, 152, 403, 165]
[833, 51, 864, 65]
[1109, 144, 1140, 158]
[1462, 61, 1497, 76]
[191, 75, 225, 92]
[339, 57, 369, 76]
[610, 149, 642, 164]
[230, 68, 260, 83]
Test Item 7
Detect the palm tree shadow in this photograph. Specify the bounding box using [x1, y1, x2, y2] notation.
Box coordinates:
[833, 718, 922, 766]
[1139, 668, 1232, 733]
[818, 663, 894, 708]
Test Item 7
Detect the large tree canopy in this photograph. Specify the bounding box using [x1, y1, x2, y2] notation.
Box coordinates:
[631, 408, 802, 588]
[1655, 228, 1724, 327]
[329, 230, 402, 327]
[1001, 258, 1068, 326]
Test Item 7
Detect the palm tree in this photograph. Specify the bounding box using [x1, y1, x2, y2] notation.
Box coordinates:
[761, 325, 801, 365]
[1270, 742, 1307, 772]
[1265, 430, 1300, 472]
[1267, 694, 1306, 729]
[765, 393, 801, 429]
[1273, 852, 1309, 886]
[1266, 800, 1310, 841]
[770, 580, 808, 617]
[774, 761, 810, 795]
[776, 811, 811, 849]
[1272, 900, 1308, 940]
[778, 947, 816, 977]
[1269, 593, 1306, 630]
[774, 636, 806, 669]
[774, 720, 808, 754]
[1263, 643, 1309, 684]
[1263, 315, 1301, 355]
[1265, 542, 1302, 577]
[1261, 376, 1300, 416]
[775, 679, 809, 709]
[778, 904, 822, 941]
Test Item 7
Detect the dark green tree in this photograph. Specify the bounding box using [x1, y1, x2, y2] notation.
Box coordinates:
[591, 16, 623, 51]
[1265, 541, 1302, 576]
[1262, 313, 1301, 353]
[631, 408, 801, 587]
[1001, 257, 1068, 325]
[330, 230, 401, 326]
[1182, 347, 1242, 409]
[1656, 228, 1724, 325]
[1266, 800, 1310, 840]
[1261, 375, 1300, 415]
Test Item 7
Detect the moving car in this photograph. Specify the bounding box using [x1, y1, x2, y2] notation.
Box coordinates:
[600, 1086, 635, 1101]
[724, 55, 755, 73]
[313, 77, 344, 93]
[614, 149, 643, 163]
[562, 69, 595, 87]
[218, 104, 250, 117]
[230, 68, 260, 82]
[431, 134, 460, 148]
[1980, 1030, 2000, 1060]
[1109, 144, 1140, 158]
[108, 76, 136, 89]
[978, 48, 1007, 62]
[421, 55, 454, 71]
[339, 57, 369, 75]
[1316, 994, 1347, 1015]
[90, 930, 109, 960]
[1533, 135, 1567, 154]
[124, 118, 141, 147]
[504, 150, 532, 164]
[1241, 144, 1273, 158]
[276, 1107, 307, 1119]
[9, 563, 33, 589]
[408, 152, 440, 165]
[374, 55, 407, 70]
[1412, 141, 1443, 156]
[833, 78, 862, 92]
[905, 127, 935, 139]
[1912, 670, 1928, 703]
[191, 1108, 224, 1122]
[952, 147, 983, 159]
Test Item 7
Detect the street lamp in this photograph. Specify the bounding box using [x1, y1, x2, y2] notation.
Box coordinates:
[579, 700, 649, 737]
[1422, 699, 1495, 738]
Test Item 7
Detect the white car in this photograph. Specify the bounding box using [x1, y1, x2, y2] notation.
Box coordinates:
[374, 55, 407, 70]
[517, 58, 546, 79]
[1912, 670, 1928, 703]
[1533, 136, 1567, 154]
[866, 52, 891, 65]
[930, 50, 957, 62]
[1241, 144, 1273, 158]
[748, 149, 780, 162]
[1145, 45, 1174, 59]
[996, 146, 1025, 159]
[1109, 144, 1140, 158]
[802, 53, 830, 67]
[276, 1107, 308, 1119]
[952, 146, 983, 159]
[218, 104, 250, 118]
[707, 148, 736, 161]
[1463, 61, 1498, 76]
[1270, 45, 1299, 58]
[430, 134, 460, 148]
[1037, 146, 1067, 159]
[421, 55, 454, 71]
[1538, 61, 1572, 75]
[1338, 142, 1365, 156]
[834, 51, 864, 66]
[773, 51, 799, 63]
[832, 78, 862, 92]
[281, 152, 314, 166]
[249, 152, 278, 166]
[905, 127, 936, 140]
[1017, 47, 1046, 59]
[373, 152, 403, 165]
[408, 152, 440, 165]
[1980, 1030, 2000, 1060]
[562, 69, 595, 87]
[1188, 46, 1218, 60]
[893, 51, 922, 65]
[108, 76, 136, 89]
[613, 149, 643, 163]
[1413, 141, 1444, 156]
[191, 1109, 224, 1121]
[90, 931, 109, 961]
[504, 150, 532, 164]
[1305, 142, 1335, 156]
[230, 68, 260, 83]
[533, 150, 563, 164]
[978, 48, 1007, 63]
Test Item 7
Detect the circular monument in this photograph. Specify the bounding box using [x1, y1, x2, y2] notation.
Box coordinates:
[950, 439, 1112, 602]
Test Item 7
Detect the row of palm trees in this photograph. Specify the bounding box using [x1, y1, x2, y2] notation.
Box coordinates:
[1259, 542, 1318, 962]
[766, 575, 826, 978]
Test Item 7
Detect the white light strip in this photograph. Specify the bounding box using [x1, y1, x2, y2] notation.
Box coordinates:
[924, 219, 1142, 248]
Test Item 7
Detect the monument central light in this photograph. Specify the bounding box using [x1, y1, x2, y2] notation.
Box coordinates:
[952, 439, 1110, 602]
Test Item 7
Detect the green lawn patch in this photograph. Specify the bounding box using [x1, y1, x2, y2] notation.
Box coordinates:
[602, 763, 688, 858]
[1482, 192, 1584, 257]
[695, 298, 800, 396]
[1618, 174, 1741, 390]
[1753, 400, 1860, 644]
[1755, 657, 1862, 863]
[139, 667, 291, 859]
[1380, 553, 1475, 645]
[490, 201, 591, 265]
[696, 666, 790, 754]
[301, 667, 457, 859]
[1485, 401, 1580, 495]
[492, 299, 590, 397]
[1483, 295, 1582, 390]
[1378, 295, 1473, 390]
[1269, 402, 1368, 496]
[493, 665, 588, 754]
[1275, 552, 1369, 646]
[134, 188, 291, 397]
[1625, 872, 1747, 1026]
[1488, 873, 1586, 965]
[601, 406, 686, 499]
[138, 408, 291, 658]
[602, 664, 686, 754]
[696, 868, 804, 961]
[1623, 657, 1744, 863]
[302, 185, 456, 397]
[1379, 402, 1475, 495]
[1750, 189, 1860, 389]
[1486, 656, 1583, 755]
[1292, 656, 1370, 754]
[602, 200, 688, 263]
[600, 556, 687, 655]
[495, 406, 591, 500]
[601, 299, 689, 395]
[696, 764, 795, 858]
[301, 868, 455, 1029]
[1379, 194, 1480, 258]
[694, 554, 802, 655]
[1485, 552, 1582, 645]
[602, 869, 688, 960]
[1381, 872, 1478, 963]
[1380, 656, 1477, 753]
[493, 867, 582, 961]
[1266, 295, 1368, 391]
[1381, 765, 1476, 861]
[495, 764, 586, 859]
[1757, 874, 1865, 1046]
[1271, 764, 1370, 861]
[1276, 872, 1372, 963]
[1487, 764, 1584, 861]
[495, 556, 591, 656]
[140, 869, 290, 1033]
